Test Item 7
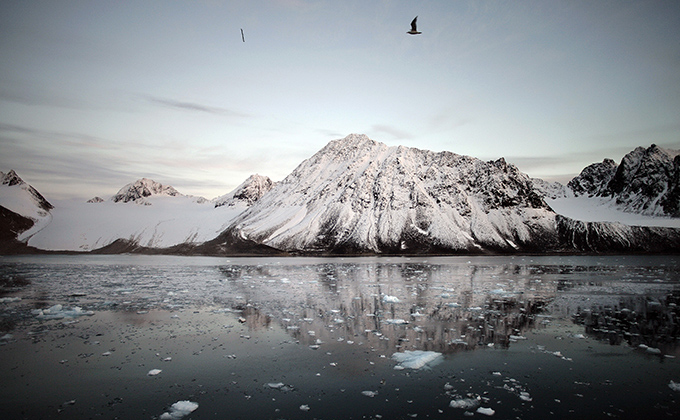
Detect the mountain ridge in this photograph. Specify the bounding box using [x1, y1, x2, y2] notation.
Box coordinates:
[1, 135, 679, 254]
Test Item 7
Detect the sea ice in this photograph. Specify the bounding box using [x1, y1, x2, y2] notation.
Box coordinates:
[384, 318, 408, 325]
[148, 369, 162, 376]
[476, 407, 495, 416]
[362, 390, 378, 397]
[669, 381, 680, 392]
[299, 404, 310, 411]
[382, 295, 401, 303]
[449, 398, 480, 409]
[159, 400, 198, 419]
[392, 350, 443, 370]
[33, 304, 94, 320]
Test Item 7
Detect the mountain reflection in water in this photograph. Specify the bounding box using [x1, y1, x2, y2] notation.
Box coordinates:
[1, 255, 679, 357]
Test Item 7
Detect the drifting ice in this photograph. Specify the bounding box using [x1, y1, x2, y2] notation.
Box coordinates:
[392, 350, 443, 370]
[160, 400, 198, 419]
[33, 304, 94, 320]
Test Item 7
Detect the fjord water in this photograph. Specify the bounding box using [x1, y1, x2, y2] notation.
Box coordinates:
[0, 255, 679, 419]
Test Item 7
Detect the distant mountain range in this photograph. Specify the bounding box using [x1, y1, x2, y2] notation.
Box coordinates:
[1, 135, 679, 255]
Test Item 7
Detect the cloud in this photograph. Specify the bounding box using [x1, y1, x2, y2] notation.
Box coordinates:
[369, 124, 414, 140]
[144, 95, 250, 118]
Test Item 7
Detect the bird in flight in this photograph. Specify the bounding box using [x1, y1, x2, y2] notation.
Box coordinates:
[407, 16, 422, 35]
[241, 28, 245, 42]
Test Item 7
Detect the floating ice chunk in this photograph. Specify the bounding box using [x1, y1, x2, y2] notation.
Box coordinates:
[519, 392, 532, 401]
[148, 369, 162, 376]
[646, 347, 661, 354]
[509, 335, 526, 341]
[33, 304, 94, 320]
[0, 297, 21, 303]
[449, 398, 479, 409]
[385, 319, 408, 325]
[669, 381, 680, 392]
[573, 334, 585, 339]
[392, 350, 443, 370]
[476, 407, 495, 416]
[382, 295, 401, 303]
[267, 382, 285, 389]
[299, 404, 310, 411]
[160, 400, 198, 419]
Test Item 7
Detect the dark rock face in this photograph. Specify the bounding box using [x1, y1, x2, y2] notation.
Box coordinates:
[556, 215, 680, 253]
[568, 158, 617, 197]
[603, 145, 680, 217]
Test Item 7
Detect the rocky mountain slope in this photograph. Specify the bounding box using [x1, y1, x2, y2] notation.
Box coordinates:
[0, 170, 53, 246]
[2, 135, 679, 255]
[222, 134, 558, 254]
[566, 145, 679, 217]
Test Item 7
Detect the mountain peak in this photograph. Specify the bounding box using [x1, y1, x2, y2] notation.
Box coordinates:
[1, 170, 25, 187]
[214, 174, 274, 208]
[111, 178, 181, 203]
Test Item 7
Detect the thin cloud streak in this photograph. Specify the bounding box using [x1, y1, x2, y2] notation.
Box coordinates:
[143, 95, 251, 118]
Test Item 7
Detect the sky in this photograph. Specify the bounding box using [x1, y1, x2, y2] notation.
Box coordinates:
[1, 0, 679, 201]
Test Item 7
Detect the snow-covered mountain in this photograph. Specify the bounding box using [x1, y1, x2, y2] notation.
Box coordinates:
[546, 144, 680, 224]
[107, 178, 208, 205]
[222, 134, 558, 254]
[604, 145, 680, 217]
[27, 176, 268, 252]
[0, 170, 53, 243]
[2, 136, 679, 255]
[567, 158, 617, 197]
[214, 174, 274, 208]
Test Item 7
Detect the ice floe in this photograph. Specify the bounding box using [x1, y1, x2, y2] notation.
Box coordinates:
[159, 400, 198, 419]
[476, 407, 495, 416]
[449, 398, 480, 409]
[382, 294, 401, 303]
[669, 381, 680, 392]
[392, 350, 443, 370]
[147, 369, 162, 376]
[32, 304, 94, 320]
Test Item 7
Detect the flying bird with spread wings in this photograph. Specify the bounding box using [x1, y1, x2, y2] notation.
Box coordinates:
[407, 16, 422, 35]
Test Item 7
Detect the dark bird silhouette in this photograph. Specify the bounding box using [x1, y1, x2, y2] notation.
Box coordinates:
[241, 28, 245, 42]
[407, 16, 422, 35]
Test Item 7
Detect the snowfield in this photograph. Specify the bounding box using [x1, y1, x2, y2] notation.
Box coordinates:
[546, 196, 680, 228]
[28, 196, 247, 251]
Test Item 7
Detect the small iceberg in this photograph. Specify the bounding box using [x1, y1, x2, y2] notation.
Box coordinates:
[449, 398, 480, 409]
[392, 350, 443, 370]
[160, 400, 198, 419]
[382, 295, 401, 303]
[669, 380, 680, 392]
[147, 369, 162, 376]
[33, 304, 94, 320]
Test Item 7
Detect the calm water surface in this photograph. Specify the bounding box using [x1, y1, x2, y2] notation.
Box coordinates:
[0, 254, 679, 419]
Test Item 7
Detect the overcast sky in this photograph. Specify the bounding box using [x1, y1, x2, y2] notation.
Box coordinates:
[2, 0, 679, 201]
